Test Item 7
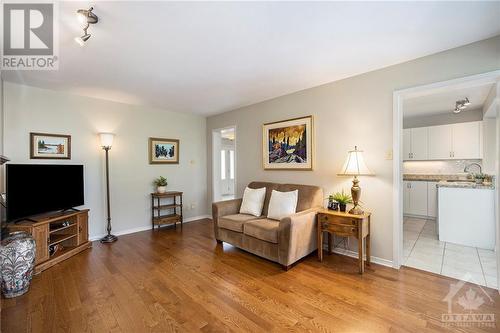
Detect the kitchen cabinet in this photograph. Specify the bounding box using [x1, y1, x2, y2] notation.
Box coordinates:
[403, 127, 428, 160]
[415, 121, 482, 160]
[452, 121, 482, 159]
[428, 124, 453, 159]
[403, 181, 411, 213]
[427, 181, 438, 218]
[404, 181, 428, 216]
[403, 130, 411, 161]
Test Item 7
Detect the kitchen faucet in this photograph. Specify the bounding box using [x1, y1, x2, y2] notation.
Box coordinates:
[464, 162, 482, 175]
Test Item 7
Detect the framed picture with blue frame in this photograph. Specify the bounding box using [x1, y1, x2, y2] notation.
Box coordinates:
[149, 137, 179, 164]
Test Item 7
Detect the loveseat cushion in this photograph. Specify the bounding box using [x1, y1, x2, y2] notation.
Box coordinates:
[243, 219, 280, 243]
[218, 214, 259, 233]
[247, 182, 280, 216]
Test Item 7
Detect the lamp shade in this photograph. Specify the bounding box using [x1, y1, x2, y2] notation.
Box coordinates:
[99, 133, 114, 149]
[338, 146, 373, 176]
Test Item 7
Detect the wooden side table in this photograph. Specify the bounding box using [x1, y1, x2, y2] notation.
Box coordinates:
[151, 191, 183, 230]
[317, 209, 371, 274]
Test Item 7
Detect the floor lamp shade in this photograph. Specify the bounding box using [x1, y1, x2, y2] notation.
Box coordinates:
[338, 146, 374, 215]
[99, 133, 114, 149]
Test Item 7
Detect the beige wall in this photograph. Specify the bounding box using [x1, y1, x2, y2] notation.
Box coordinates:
[4, 82, 208, 239]
[207, 35, 500, 262]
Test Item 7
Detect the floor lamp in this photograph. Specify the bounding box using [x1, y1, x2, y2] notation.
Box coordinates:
[99, 133, 118, 243]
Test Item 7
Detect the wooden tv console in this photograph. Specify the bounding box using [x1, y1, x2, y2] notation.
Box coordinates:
[8, 209, 91, 274]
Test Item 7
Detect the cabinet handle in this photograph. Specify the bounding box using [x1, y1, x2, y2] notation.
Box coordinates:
[79, 226, 82, 232]
[47, 237, 50, 245]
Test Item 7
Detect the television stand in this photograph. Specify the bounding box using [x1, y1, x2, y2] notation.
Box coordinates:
[8, 209, 91, 274]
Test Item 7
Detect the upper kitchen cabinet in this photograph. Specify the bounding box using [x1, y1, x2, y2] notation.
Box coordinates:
[406, 121, 482, 161]
[403, 127, 428, 161]
[452, 121, 482, 159]
[428, 124, 453, 159]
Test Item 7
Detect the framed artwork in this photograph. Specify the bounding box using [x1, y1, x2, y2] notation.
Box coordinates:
[149, 137, 179, 164]
[30, 132, 71, 159]
[262, 115, 313, 170]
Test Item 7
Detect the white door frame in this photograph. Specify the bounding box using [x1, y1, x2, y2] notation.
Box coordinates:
[392, 70, 500, 270]
[212, 125, 237, 202]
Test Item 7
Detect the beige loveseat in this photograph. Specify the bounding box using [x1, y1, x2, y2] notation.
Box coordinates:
[212, 181, 323, 270]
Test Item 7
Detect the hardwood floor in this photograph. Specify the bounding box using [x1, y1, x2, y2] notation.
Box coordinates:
[2, 219, 499, 332]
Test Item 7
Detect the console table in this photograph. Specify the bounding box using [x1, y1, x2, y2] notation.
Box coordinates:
[8, 209, 91, 274]
[151, 192, 183, 230]
[317, 209, 371, 274]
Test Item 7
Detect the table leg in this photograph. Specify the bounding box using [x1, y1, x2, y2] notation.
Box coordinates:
[328, 233, 333, 254]
[366, 234, 371, 266]
[366, 217, 371, 266]
[358, 230, 364, 274]
[317, 230, 323, 262]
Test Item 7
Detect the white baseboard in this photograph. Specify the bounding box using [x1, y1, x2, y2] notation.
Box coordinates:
[89, 214, 211, 241]
[324, 245, 394, 268]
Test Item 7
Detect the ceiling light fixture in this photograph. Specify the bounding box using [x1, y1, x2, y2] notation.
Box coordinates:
[453, 97, 471, 114]
[75, 7, 98, 46]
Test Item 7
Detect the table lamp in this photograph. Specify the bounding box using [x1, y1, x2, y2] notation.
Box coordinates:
[338, 146, 374, 215]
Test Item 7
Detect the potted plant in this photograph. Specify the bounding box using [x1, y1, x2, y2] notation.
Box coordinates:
[153, 176, 168, 193]
[473, 173, 486, 185]
[332, 190, 353, 213]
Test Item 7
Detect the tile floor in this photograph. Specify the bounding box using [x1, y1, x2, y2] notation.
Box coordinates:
[403, 217, 498, 289]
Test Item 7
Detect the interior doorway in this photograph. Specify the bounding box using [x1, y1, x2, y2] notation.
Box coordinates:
[393, 70, 500, 290]
[212, 126, 236, 202]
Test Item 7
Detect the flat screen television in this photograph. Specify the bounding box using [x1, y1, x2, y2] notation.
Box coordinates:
[6, 164, 84, 221]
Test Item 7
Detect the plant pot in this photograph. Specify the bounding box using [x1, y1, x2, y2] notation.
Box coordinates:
[339, 203, 347, 212]
[475, 179, 483, 185]
[0, 231, 35, 298]
[329, 202, 339, 211]
[157, 186, 167, 193]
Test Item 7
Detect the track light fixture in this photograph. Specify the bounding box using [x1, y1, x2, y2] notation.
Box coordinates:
[75, 7, 98, 46]
[453, 97, 471, 114]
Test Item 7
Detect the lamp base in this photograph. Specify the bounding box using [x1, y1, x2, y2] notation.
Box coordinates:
[100, 234, 118, 243]
[349, 205, 364, 215]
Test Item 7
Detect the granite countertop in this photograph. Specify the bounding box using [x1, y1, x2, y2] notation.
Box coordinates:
[403, 174, 469, 182]
[437, 181, 495, 190]
[404, 173, 495, 189]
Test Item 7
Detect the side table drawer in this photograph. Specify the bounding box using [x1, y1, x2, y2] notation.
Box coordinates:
[322, 222, 357, 236]
[319, 213, 357, 226]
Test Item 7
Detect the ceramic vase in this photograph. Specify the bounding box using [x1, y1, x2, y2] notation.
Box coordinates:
[0, 231, 36, 298]
[157, 186, 167, 193]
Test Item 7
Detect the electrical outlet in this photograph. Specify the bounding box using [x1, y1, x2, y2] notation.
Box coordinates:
[190, 203, 196, 210]
[385, 149, 393, 160]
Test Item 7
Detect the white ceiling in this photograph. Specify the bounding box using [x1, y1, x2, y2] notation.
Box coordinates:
[403, 83, 495, 118]
[2, 1, 500, 116]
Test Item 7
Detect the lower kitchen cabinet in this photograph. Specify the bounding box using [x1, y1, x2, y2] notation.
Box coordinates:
[403, 180, 437, 218]
[427, 182, 438, 218]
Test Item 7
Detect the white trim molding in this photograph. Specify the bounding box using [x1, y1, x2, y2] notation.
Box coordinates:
[392, 70, 500, 271]
[327, 246, 393, 268]
[89, 214, 211, 241]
